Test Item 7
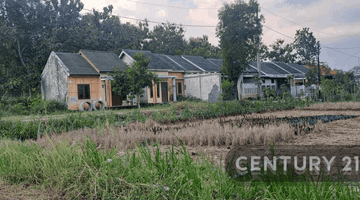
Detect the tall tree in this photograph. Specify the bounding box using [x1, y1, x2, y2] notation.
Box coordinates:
[265, 39, 296, 63]
[216, 0, 264, 99]
[143, 22, 187, 55]
[293, 27, 319, 65]
[185, 35, 221, 58]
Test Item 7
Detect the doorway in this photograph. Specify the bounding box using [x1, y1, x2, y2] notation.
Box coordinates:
[161, 82, 168, 102]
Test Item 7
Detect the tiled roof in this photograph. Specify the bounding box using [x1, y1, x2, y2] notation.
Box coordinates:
[54, 52, 99, 75]
[272, 61, 304, 74]
[165, 55, 202, 72]
[286, 63, 310, 74]
[182, 55, 220, 72]
[80, 50, 127, 73]
[122, 49, 181, 71]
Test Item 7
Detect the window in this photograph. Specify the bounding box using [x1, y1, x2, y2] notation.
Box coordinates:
[271, 79, 274, 84]
[157, 84, 160, 98]
[150, 85, 153, 98]
[177, 82, 182, 94]
[262, 79, 265, 83]
[78, 84, 90, 99]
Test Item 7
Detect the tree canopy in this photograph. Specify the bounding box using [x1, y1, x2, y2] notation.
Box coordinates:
[0, 0, 220, 98]
[265, 39, 296, 63]
[216, 0, 264, 99]
[110, 53, 160, 108]
[217, 0, 263, 80]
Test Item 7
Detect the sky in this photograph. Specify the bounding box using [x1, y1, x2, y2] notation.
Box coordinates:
[79, 0, 360, 72]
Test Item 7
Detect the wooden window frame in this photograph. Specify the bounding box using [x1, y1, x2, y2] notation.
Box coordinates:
[78, 84, 90, 100]
[177, 82, 183, 95]
[157, 83, 160, 98]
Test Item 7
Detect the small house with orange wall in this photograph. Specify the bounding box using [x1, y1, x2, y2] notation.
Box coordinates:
[41, 50, 127, 111]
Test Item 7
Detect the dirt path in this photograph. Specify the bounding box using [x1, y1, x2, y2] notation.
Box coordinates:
[0, 179, 60, 200]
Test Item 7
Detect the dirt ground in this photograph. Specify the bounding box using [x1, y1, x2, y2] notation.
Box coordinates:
[1, 108, 360, 199]
[0, 179, 60, 200]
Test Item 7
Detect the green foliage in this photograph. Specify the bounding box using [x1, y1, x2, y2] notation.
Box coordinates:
[293, 27, 319, 65]
[220, 79, 235, 101]
[143, 22, 187, 55]
[216, 0, 264, 81]
[111, 53, 160, 108]
[265, 39, 296, 63]
[185, 35, 221, 58]
[176, 95, 202, 102]
[305, 68, 320, 86]
[321, 78, 346, 102]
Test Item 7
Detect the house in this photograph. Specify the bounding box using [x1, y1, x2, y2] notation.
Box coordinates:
[236, 61, 310, 99]
[119, 49, 223, 103]
[41, 50, 127, 111]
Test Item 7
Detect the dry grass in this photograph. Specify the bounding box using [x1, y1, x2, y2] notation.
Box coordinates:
[304, 102, 360, 110]
[32, 116, 326, 152]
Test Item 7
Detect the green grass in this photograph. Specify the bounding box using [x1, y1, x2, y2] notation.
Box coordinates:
[0, 98, 316, 141]
[0, 137, 358, 199]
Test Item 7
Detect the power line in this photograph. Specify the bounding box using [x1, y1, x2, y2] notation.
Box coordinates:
[345, 49, 360, 61]
[259, 6, 352, 38]
[263, 25, 360, 59]
[82, 8, 360, 59]
[82, 8, 217, 27]
[124, 0, 219, 10]
[125, 0, 357, 39]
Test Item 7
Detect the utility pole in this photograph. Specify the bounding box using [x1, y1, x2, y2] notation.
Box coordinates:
[256, 3, 262, 98]
[317, 41, 321, 99]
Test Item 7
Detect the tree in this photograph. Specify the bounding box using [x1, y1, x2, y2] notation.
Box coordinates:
[265, 39, 296, 63]
[333, 70, 356, 93]
[185, 35, 221, 58]
[110, 53, 160, 108]
[293, 27, 319, 65]
[216, 0, 264, 99]
[143, 22, 187, 55]
[305, 68, 319, 87]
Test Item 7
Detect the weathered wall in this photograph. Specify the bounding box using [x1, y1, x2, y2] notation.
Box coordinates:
[184, 73, 221, 102]
[41, 52, 69, 104]
[67, 76, 101, 110]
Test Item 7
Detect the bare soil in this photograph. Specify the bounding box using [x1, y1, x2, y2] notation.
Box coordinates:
[0, 179, 60, 200]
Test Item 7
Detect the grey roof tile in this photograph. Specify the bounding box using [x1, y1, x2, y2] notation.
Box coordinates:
[80, 50, 127, 73]
[286, 63, 310, 74]
[54, 52, 99, 75]
[165, 55, 202, 72]
[182, 55, 220, 72]
[272, 61, 304, 74]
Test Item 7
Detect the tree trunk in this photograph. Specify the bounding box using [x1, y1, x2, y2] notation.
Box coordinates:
[137, 93, 141, 108]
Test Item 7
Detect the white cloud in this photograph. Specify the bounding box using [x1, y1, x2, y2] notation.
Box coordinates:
[78, 0, 360, 70]
[156, 9, 167, 18]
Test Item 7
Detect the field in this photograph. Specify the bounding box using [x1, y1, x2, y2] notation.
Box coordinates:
[1, 100, 360, 199]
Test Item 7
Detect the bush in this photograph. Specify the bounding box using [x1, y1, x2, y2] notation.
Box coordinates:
[0, 94, 68, 116]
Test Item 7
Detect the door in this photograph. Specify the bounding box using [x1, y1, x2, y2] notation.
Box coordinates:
[161, 82, 168, 102]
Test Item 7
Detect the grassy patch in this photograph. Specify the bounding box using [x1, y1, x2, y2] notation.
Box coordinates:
[0, 137, 358, 199]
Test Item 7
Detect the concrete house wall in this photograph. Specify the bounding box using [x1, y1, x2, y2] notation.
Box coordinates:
[184, 72, 221, 102]
[41, 52, 69, 104]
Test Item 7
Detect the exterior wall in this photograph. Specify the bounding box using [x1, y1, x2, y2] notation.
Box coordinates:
[184, 72, 221, 102]
[121, 53, 134, 66]
[41, 52, 69, 105]
[67, 75, 101, 110]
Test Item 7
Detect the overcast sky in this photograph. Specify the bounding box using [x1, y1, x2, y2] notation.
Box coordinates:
[80, 0, 360, 72]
